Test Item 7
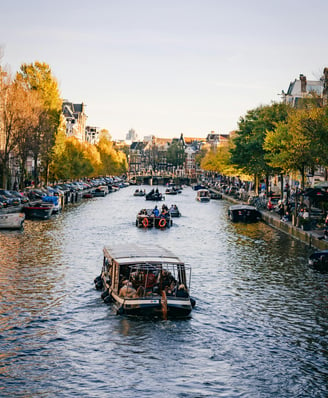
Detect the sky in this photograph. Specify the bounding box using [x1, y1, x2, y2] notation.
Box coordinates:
[1, 0, 328, 141]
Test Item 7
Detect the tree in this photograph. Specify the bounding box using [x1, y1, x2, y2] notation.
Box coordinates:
[16, 62, 62, 185]
[230, 103, 289, 194]
[264, 106, 328, 189]
[0, 71, 40, 188]
[166, 140, 186, 168]
[12, 84, 43, 189]
[97, 135, 128, 176]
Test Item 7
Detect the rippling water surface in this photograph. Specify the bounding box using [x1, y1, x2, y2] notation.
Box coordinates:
[0, 186, 327, 397]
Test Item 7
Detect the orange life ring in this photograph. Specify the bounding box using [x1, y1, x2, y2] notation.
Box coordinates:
[142, 217, 149, 228]
[159, 218, 166, 228]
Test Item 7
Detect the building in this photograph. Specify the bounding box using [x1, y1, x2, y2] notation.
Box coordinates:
[282, 74, 324, 108]
[85, 126, 100, 144]
[62, 101, 87, 142]
[126, 128, 138, 141]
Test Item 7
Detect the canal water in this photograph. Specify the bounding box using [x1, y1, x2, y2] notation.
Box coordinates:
[0, 186, 327, 397]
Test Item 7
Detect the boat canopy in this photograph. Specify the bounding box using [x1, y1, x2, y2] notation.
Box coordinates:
[103, 244, 184, 266]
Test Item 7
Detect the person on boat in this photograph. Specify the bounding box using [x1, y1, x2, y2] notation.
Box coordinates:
[144, 271, 157, 290]
[176, 284, 189, 298]
[159, 270, 176, 291]
[152, 206, 159, 217]
[119, 281, 136, 298]
[135, 286, 145, 297]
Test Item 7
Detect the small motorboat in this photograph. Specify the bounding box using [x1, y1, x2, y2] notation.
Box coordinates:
[228, 204, 261, 223]
[133, 189, 146, 197]
[0, 212, 25, 229]
[210, 190, 222, 200]
[169, 205, 181, 217]
[196, 189, 210, 202]
[309, 250, 328, 272]
[145, 189, 164, 201]
[94, 243, 195, 318]
[165, 187, 179, 195]
[192, 183, 206, 191]
[23, 202, 54, 220]
[136, 208, 172, 229]
[91, 187, 107, 197]
[42, 195, 62, 213]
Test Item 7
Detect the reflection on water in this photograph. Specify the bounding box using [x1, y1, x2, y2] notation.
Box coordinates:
[0, 186, 327, 397]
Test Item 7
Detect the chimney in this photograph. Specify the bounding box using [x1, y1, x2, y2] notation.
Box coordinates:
[300, 74, 307, 93]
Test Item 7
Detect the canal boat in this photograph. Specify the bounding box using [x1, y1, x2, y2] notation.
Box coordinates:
[0, 212, 25, 229]
[94, 244, 195, 318]
[196, 189, 211, 202]
[91, 187, 107, 197]
[165, 187, 178, 195]
[136, 208, 172, 228]
[133, 189, 146, 196]
[228, 204, 261, 223]
[42, 195, 61, 213]
[23, 202, 54, 220]
[309, 250, 328, 272]
[145, 189, 164, 201]
[209, 190, 223, 200]
[169, 204, 181, 217]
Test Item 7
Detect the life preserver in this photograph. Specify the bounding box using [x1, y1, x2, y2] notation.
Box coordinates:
[142, 217, 149, 228]
[159, 218, 166, 228]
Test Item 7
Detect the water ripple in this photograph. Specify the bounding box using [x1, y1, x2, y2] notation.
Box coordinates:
[0, 186, 327, 397]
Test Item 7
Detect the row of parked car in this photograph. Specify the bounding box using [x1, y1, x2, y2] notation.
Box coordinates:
[0, 177, 129, 209]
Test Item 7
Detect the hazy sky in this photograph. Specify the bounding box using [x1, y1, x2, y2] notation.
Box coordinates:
[1, 0, 327, 140]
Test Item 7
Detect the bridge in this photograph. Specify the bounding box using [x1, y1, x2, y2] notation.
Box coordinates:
[127, 173, 197, 186]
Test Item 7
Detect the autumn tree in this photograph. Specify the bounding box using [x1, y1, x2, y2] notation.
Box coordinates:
[264, 106, 328, 189]
[97, 135, 127, 175]
[0, 70, 42, 188]
[16, 62, 62, 185]
[230, 103, 289, 194]
[12, 84, 43, 189]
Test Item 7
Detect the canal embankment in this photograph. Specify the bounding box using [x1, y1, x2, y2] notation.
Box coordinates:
[216, 189, 328, 250]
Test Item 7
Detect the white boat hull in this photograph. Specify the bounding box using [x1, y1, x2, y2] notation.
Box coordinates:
[0, 212, 25, 229]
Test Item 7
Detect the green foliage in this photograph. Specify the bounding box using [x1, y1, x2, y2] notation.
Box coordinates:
[230, 103, 290, 178]
[97, 136, 128, 175]
[166, 141, 186, 167]
[264, 106, 328, 188]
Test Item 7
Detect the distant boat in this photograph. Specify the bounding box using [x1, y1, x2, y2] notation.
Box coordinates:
[196, 189, 210, 202]
[169, 205, 181, 217]
[145, 190, 164, 201]
[0, 212, 25, 229]
[309, 250, 328, 272]
[23, 202, 54, 220]
[228, 204, 261, 223]
[94, 244, 195, 318]
[133, 189, 145, 197]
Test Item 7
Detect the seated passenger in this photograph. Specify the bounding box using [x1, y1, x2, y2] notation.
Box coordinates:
[152, 206, 159, 217]
[119, 281, 136, 298]
[176, 284, 189, 298]
[135, 286, 145, 297]
[145, 271, 157, 289]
